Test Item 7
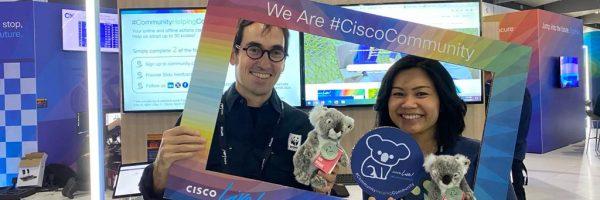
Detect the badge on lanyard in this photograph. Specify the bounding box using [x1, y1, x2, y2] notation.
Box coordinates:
[314, 142, 343, 174]
[320, 142, 339, 160]
[443, 187, 464, 200]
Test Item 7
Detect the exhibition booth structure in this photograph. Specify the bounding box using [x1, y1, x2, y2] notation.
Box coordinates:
[484, 9, 585, 153]
[0, 1, 120, 187]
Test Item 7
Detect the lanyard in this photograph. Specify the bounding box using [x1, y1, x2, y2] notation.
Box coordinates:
[217, 100, 283, 174]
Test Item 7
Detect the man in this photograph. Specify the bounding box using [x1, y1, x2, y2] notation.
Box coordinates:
[138, 20, 338, 199]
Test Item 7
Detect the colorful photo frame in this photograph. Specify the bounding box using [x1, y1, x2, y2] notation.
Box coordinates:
[168, 0, 532, 199]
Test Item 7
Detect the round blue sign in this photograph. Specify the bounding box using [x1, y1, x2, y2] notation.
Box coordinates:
[351, 127, 424, 199]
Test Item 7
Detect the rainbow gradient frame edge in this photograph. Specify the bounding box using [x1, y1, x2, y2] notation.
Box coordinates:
[167, 0, 532, 199]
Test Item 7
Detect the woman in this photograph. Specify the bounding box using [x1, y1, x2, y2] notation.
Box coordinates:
[365, 55, 481, 200]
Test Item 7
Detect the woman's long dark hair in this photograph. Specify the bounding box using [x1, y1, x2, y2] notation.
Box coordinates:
[374, 55, 467, 149]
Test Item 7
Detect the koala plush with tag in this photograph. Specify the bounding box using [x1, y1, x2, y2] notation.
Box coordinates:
[423, 154, 475, 200]
[293, 105, 354, 189]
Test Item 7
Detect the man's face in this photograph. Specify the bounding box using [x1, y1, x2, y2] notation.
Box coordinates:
[232, 23, 286, 98]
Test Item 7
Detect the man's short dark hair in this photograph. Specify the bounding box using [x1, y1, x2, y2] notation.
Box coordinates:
[233, 19, 290, 55]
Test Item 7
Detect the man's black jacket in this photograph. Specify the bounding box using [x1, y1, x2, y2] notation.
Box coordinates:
[138, 85, 313, 199]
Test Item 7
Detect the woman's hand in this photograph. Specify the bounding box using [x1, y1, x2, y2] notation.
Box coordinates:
[312, 165, 339, 194]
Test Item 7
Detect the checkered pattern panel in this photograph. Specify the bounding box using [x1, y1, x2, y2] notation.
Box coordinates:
[0, 61, 37, 187]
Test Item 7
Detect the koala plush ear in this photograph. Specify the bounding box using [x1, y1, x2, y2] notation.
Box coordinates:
[454, 154, 471, 175]
[454, 154, 470, 166]
[423, 154, 437, 173]
[344, 116, 355, 130]
[366, 134, 382, 150]
[309, 105, 327, 126]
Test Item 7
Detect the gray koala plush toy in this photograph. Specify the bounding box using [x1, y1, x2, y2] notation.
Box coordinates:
[423, 154, 475, 200]
[293, 105, 354, 189]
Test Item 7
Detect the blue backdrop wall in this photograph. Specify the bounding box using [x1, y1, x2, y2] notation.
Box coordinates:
[0, 1, 120, 186]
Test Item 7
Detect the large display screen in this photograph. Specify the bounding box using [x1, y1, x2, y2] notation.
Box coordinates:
[303, 2, 483, 106]
[121, 8, 303, 111]
[559, 56, 579, 88]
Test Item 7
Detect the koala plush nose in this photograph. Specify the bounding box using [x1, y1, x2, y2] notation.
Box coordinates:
[442, 175, 452, 185]
[334, 122, 342, 133]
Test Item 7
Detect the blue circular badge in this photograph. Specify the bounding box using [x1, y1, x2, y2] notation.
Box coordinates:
[351, 127, 424, 199]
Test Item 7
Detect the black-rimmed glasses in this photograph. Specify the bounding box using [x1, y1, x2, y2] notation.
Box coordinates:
[235, 45, 287, 62]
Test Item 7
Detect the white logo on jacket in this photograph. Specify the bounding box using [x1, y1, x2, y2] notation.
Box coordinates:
[288, 133, 302, 151]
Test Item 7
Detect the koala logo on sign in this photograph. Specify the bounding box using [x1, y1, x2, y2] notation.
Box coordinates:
[360, 134, 411, 180]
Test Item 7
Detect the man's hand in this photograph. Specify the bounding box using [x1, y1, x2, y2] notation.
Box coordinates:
[312, 165, 339, 194]
[152, 126, 206, 193]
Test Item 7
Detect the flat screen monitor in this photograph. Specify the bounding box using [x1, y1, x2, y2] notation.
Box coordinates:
[62, 9, 119, 52]
[560, 56, 579, 88]
[112, 162, 149, 198]
[303, 2, 483, 106]
[120, 8, 302, 112]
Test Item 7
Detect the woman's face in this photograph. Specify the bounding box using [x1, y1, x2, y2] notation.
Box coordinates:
[388, 67, 440, 136]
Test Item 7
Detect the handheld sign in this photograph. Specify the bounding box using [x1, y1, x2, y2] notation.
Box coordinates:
[351, 127, 424, 199]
